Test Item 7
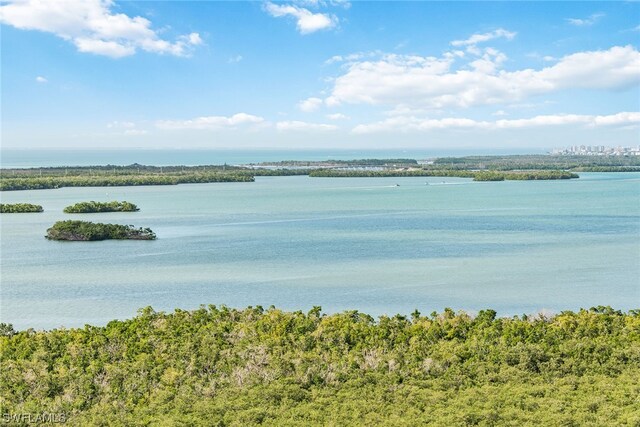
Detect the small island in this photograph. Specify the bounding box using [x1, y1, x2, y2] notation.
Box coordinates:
[308, 169, 579, 180]
[0, 203, 43, 213]
[63, 200, 139, 213]
[45, 220, 156, 241]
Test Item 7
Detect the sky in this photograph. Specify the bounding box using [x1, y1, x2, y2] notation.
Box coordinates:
[1, 0, 639, 151]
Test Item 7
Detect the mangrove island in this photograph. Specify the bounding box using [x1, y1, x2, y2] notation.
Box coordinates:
[45, 220, 156, 241]
[0, 203, 43, 213]
[63, 201, 140, 213]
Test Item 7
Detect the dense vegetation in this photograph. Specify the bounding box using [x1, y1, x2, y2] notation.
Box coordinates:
[473, 170, 579, 181]
[254, 159, 419, 167]
[309, 169, 477, 178]
[431, 154, 640, 170]
[309, 169, 579, 181]
[45, 220, 156, 241]
[0, 203, 43, 213]
[0, 164, 245, 178]
[570, 166, 640, 172]
[1, 306, 638, 426]
[0, 172, 254, 191]
[63, 201, 139, 213]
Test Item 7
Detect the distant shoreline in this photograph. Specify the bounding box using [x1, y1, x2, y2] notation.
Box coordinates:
[3, 154, 639, 190]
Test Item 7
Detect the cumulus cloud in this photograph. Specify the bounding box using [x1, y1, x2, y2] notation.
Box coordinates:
[0, 0, 202, 58]
[352, 112, 640, 134]
[326, 113, 349, 120]
[35, 76, 47, 83]
[325, 45, 640, 110]
[107, 121, 135, 129]
[298, 97, 324, 112]
[325, 52, 373, 64]
[106, 120, 148, 136]
[566, 13, 604, 27]
[156, 113, 265, 130]
[264, 2, 337, 34]
[276, 121, 338, 131]
[451, 28, 516, 47]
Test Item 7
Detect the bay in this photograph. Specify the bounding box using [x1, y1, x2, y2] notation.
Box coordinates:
[1, 173, 639, 329]
[0, 148, 542, 168]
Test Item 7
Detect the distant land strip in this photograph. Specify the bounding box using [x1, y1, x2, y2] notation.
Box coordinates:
[1, 155, 638, 190]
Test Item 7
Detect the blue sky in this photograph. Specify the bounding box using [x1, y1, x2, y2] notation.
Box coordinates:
[1, 0, 639, 150]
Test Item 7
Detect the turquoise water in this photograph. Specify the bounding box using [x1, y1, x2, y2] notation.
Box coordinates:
[0, 148, 543, 168]
[1, 173, 639, 329]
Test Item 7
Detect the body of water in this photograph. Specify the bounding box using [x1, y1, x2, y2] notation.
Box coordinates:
[0, 148, 544, 168]
[1, 173, 639, 329]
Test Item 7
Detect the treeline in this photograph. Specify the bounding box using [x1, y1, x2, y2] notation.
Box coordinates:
[0, 172, 254, 191]
[571, 166, 640, 172]
[0, 305, 638, 425]
[249, 169, 311, 176]
[473, 170, 579, 181]
[309, 169, 579, 180]
[309, 169, 477, 178]
[0, 164, 244, 178]
[0, 203, 43, 213]
[63, 201, 139, 213]
[254, 159, 418, 167]
[432, 154, 640, 170]
[45, 220, 156, 241]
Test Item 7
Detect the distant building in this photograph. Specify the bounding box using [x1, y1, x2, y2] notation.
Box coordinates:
[550, 145, 640, 156]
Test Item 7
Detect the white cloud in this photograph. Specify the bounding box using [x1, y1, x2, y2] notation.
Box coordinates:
[107, 121, 135, 129]
[156, 113, 265, 130]
[326, 113, 349, 120]
[451, 28, 516, 47]
[276, 121, 338, 131]
[265, 2, 337, 34]
[325, 45, 640, 110]
[298, 97, 324, 112]
[352, 112, 640, 134]
[228, 55, 243, 63]
[566, 13, 604, 27]
[106, 121, 148, 136]
[0, 0, 202, 58]
[184, 33, 203, 46]
[330, 0, 351, 10]
[35, 76, 47, 83]
[325, 52, 369, 64]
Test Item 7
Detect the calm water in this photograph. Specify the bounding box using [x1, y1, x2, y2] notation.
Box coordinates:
[0, 148, 543, 168]
[1, 173, 639, 329]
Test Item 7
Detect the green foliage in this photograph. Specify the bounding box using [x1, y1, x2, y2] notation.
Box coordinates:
[309, 169, 579, 181]
[0, 172, 254, 191]
[571, 166, 640, 172]
[309, 169, 477, 178]
[432, 154, 640, 170]
[255, 159, 419, 167]
[0, 203, 43, 213]
[63, 201, 139, 213]
[45, 220, 156, 241]
[473, 170, 578, 181]
[1, 306, 638, 425]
